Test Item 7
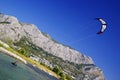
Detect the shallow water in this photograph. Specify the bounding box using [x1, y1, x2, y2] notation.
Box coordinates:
[0, 52, 57, 80]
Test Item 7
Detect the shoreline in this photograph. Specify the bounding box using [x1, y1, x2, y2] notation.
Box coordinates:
[0, 47, 59, 79]
[26, 63, 58, 80]
[0, 47, 27, 64]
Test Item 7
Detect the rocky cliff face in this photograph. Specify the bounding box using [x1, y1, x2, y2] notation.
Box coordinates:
[0, 14, 93, 64]
[0, 14, 105, 80]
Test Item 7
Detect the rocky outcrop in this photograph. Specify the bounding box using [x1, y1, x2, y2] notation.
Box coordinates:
[0, 14, 93, 64]
[0, 14, 105, 80]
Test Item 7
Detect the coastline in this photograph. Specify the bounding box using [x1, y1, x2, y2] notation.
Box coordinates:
[26, 63, 58, 80]
[0, 47, 27, 64]
[0, 47, 59, 79]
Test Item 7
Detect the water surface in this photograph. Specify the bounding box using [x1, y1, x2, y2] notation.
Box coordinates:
[0, 52, 57, 80]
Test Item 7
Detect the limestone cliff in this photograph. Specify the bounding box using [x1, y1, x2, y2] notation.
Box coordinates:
[0, 14, 105, 80]
[0, 14, 93, 64]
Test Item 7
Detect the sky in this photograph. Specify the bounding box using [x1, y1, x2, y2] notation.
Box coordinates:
[0, 0, 120, 80]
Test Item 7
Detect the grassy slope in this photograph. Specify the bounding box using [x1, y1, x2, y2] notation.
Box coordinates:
[9, 47, 60, 79]
[0, 41, 60, 79]
[0, 37, 77, 80]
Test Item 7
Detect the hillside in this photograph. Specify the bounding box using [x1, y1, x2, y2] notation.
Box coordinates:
[0, 14, 105, 80]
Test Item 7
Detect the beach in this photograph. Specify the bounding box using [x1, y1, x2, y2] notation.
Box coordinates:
[0, 47, 58, 79]
[0, 52, 58, 80]
[0, 47, 27, 64]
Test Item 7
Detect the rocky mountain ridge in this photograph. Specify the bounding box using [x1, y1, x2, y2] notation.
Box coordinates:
[0, 14, 93, 64]
[0, 14, 105, 80]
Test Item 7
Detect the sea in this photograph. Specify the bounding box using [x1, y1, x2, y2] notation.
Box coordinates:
[0, 52, 58, 80]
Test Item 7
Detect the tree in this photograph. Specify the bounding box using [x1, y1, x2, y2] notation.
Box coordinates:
[52, 66, 62, 75]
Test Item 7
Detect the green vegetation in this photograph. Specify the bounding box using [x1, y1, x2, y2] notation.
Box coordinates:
[52, 66, 72, 80]
[0, 43, 4, 47]
[0, 22, 10, 24]
[1, 37, 13, 47]
[52, 66, 62, 75]
[0, 40, 60, 78]
[11, 37, 73, 79]
[0, 36, 95, 80]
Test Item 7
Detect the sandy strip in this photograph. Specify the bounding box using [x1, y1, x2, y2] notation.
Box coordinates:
[0, 47, 58, 79]
[0, 47, 27, 64]
[0, 47, 52, 74]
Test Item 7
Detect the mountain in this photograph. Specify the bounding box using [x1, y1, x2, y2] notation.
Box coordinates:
[0, 14, 105, 80]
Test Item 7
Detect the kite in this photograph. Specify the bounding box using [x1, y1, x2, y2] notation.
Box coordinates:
[96, 18, 107, 34]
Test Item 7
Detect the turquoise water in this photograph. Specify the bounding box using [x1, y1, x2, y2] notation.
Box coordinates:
[0, 52, 57, 80]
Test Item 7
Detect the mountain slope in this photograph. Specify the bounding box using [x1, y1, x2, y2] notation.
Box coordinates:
[0, 14, 105, 80]
[0, 14, 93, 64]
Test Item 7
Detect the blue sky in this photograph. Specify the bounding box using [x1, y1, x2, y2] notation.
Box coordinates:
[0, 0, 120, 80]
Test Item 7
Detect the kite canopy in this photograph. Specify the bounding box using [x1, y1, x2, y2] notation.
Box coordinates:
[96, 18, 107, 34]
